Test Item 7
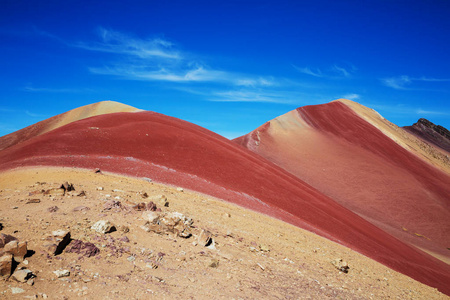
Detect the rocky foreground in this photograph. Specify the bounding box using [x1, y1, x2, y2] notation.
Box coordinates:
[0, 167, 447, 299]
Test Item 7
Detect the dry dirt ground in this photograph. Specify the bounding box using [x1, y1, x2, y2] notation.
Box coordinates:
[0, 167, 447, 299]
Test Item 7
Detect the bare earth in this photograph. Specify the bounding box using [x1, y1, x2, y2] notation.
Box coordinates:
[0, 167, 447, 299]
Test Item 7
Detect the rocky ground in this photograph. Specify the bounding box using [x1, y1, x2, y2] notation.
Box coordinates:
[0, 167, 447, 299]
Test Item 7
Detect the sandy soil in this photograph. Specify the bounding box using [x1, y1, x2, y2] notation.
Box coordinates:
[0, 167, 447, 299]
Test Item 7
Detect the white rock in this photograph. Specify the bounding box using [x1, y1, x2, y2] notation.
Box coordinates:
[10, 287, 25, 294]
[91, 220, 114, 234]
[141, 211, 160, 223]
[53, 269, 70, 278]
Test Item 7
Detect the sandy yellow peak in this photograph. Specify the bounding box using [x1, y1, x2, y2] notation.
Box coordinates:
[335, 98, 450, 174]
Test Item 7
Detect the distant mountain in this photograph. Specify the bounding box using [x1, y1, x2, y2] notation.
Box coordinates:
[234, 99, 450, 267]
[0, 101, 140, 151]
[404, 118, 450, 153]
[1, 101, 450, 295]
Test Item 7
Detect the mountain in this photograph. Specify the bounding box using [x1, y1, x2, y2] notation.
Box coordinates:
[234, 99, 450, 266]
[0, 100, 140, 151]
[1, 102, 450, 295]
[404, 118, 450, 154]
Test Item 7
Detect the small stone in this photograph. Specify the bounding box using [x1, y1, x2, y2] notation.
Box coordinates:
[73, 206, 90, 212]
[97, 187, 104, 191]
[141, 211, 160, 223]
[43, 230, 71, 255]
[26, 199, 40, 204]
[91, 220, 115, 234]
[209, 259, 219, 268]
[198, 230, 212, 247]
[47, 206, 59, 213]
[53, 269, 70, 278]
[127, 256, 135, 262]
[42, 293, 48, 299]
[0, 253, 13, 277]
[12, 269, 33, 282]
[331, 258, 349, 273]
[176, 187, 184, 192]
[259, 244, 270, 252]
[10, 287, 25, 294]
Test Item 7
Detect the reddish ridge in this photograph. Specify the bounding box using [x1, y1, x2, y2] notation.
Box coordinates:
[1, 110, 450, 295]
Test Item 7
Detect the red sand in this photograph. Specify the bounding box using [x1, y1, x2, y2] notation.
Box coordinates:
[1, 111, 450, 295]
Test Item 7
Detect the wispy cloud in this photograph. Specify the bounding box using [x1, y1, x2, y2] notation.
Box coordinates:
[293, 66, 324, 78]
[75, 27, 181, 60]
[381, 75, 450, 90]
[67, 28, 277, 88]
[25, 110, 48, 118]
[293, 63, 356, 79]
[24, 86, 90, 93]
[342, 93, 360, 100]
[210, 90, 296, 104]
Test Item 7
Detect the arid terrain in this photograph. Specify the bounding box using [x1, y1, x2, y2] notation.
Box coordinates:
[0, 167, 447, 299]
[1, 100, 449, 299]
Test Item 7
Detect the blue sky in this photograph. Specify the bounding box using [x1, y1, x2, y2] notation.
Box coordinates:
[1, 0, 449, 138]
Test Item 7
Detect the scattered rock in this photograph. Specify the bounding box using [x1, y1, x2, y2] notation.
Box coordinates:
[259, 244, 270, 252]
[26, 199, 40, 204]
[118, 225, 130, 233]
[77, 191, 86, 197]
[132, 202, 147, 211]
[198, 230, 213, 247]
[73, 206, 90, 212]
[12, 269, 34, 283]
[53, 269, 70, 278]
[103, 200, 123, 211]
[0, 233, 17, 248]
[0, 253, 12, 277]
[60, 182, 75, 194]
[43, 230, 71, 255]
[141, 212, 192, 238]
[65, 239, 100, 257]
[118, 236, 130, 243]
[91, 220, 116, 234]
[47, 206, 59, 213]
[97, 187, 104, 191]
[331, 258, 349, 273]
[10, 287, 25, 294]
[94, 168, 102, 174]
[4, 240, 27, 262]
[176, 187, 184, 192]
[147, 201, 157, 211]
[142, 211, 160, 223]
[209, 258, 219, 268]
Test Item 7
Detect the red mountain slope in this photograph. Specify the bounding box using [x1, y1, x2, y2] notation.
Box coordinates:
[234, 100, 450, 265]
[1, 109, 450, 295]
[0, 100, 140, 151]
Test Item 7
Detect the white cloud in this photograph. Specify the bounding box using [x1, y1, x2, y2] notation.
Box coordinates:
[292, 65, 324, 77]
[72, 28, 277, 88]
[24, 86, 86, 93]
[381, 75, 450, 90]
[293, 64, 355, 79]
[210, 90, 297, 104]
[381, 76, 412, 90]
[342, 93, 360, 100]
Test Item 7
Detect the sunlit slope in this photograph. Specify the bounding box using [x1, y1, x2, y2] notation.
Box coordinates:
[1, 108, 449, 295]
[338, 99, 450, 174]
[234, 100, 450, 265]
[0, 100, 141, 151]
